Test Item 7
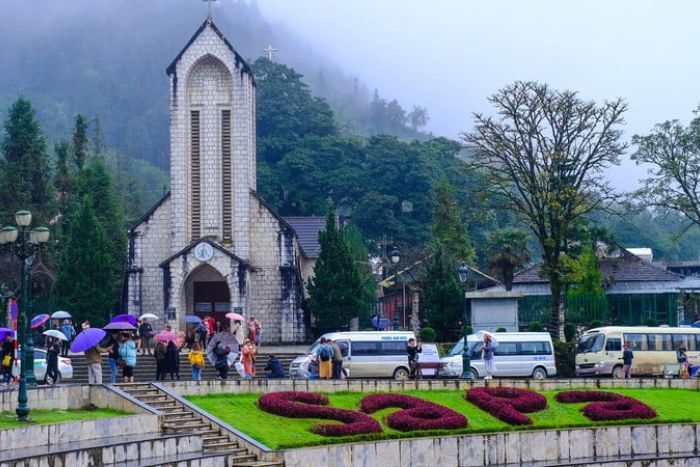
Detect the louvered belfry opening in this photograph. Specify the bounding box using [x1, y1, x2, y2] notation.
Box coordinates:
[190, 110, 201, 240]
[221, 109, 232, 242]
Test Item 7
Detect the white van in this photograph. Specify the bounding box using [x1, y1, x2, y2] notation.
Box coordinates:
[289, 331, 416, 380]
[441, 332, 557, 379]
[576, 326, 700, 378]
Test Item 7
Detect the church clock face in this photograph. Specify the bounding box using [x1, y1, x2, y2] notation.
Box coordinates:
[194, 242, 214, 262]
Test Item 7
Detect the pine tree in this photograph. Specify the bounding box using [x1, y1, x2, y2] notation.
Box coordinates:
[73, 114, 89, 170]
[308, 204, 367, 333]
[430, 179, 475, 265]
[423, 242, 463, 341]
[53, 196, 114, 325]
[0, 97, 53, 224]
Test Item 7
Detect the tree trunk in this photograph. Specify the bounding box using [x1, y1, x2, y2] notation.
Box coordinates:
[549, 276, 565, 341]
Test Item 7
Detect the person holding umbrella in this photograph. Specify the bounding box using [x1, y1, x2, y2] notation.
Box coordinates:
[106, 332, 120, 384]
[60, 320, 75, 357]
[45, 336, 61, 385]
[1, 331, 15, 386]
[85, 339, 107, 385]
[139, 319, 154, 355]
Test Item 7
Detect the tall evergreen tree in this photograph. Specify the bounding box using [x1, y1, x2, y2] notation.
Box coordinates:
[423, 242, 462, 340]
[430, 179, 475, 265]
[73, 114, 89, 170]
[53, 195, 113, 325]
[0, 97, 53, 224]
[308, 204, 367, 333]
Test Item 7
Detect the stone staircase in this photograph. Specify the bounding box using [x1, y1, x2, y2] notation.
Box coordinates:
[68, 352, 297, 384]
[115, 383, 282, 467]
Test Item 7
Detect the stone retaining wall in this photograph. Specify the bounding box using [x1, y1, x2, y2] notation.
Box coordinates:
[166, 377, 700, 396]
[0, 384, 154, 413]
[282, 424, 700, 467]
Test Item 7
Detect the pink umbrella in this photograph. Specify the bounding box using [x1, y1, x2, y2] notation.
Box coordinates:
[226, 312, 244, 321]
[155, 330, 177, 344]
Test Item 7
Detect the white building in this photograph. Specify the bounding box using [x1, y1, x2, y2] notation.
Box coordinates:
[125, 18, 323, 343]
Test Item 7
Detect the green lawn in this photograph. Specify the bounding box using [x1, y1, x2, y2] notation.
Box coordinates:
[0, 407, 130, 430]
[187, 388, 700, 449]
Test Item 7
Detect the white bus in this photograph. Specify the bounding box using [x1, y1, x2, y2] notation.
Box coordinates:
[576, 326, 700, 378]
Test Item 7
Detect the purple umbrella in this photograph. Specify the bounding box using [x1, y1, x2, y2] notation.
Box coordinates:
[103, 321, 136, 331]
[30, 314, 50, 329]
[111, 314, 137, 326]
[70, 328, 106, 353]
[0, 328, 15, 340]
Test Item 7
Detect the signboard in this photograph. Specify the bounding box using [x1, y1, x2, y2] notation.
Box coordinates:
[418, 343, 441, 377]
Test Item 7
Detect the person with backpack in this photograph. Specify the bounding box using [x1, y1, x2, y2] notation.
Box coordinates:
[60, 320, 75, 357]
[195, 322, 208, 348]
[154, 339, 167, 381]
[214, 341, 231, 380]
[315, 337, 333, 379]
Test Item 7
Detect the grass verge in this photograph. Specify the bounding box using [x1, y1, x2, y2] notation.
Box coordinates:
[0, 407, 131, 430]
[186, 388, 700, 449]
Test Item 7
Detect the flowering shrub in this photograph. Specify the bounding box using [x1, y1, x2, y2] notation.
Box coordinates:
[360, 394, 468, 431]
[465, 387, 547, 425]
[555, 390, 656, 421]
[258, 391, 382, 436]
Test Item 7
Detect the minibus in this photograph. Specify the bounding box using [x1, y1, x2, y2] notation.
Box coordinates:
[576, 326, 700, 378]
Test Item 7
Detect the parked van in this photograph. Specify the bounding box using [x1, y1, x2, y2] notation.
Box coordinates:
[576, 326, 700, 378]
[440, 332, 557, 379]
[289, 331, 416, 380]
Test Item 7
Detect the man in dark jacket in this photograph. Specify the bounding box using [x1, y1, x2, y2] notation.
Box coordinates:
[264, 355, 285, 378]
[214, 342, 230, 380]
[139, 319, 154, 355]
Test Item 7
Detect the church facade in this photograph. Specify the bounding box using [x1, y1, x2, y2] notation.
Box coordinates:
[125, 19, 323, 343]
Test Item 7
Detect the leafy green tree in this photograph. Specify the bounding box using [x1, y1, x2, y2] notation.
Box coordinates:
[308, 204, 367, 333]
[344, 224, 376, 321]
[485, 228, 530, 291]
[423, 242, 462, 340]
[73, 114, 89, 170]
[0, 97, 53, 224]
[430, 179, 475, 265]
[464, 81, 627, 340]
[566, 243, 604, 297]
[53, 195, 114, 325]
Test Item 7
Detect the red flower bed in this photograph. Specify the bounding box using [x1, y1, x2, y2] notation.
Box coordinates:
[258, 391, 382, 436]
[555, 390, 656, 421]
[465, 387, 547, 425]
[360, 393, 468, 432]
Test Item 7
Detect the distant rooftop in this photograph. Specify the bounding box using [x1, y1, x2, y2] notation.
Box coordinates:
[284, 216, 326, 258]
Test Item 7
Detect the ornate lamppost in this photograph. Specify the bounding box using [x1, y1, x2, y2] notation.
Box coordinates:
[388, 249, 400, 330]
[458, 262, 472, 380]
[0, 210, 50, 421]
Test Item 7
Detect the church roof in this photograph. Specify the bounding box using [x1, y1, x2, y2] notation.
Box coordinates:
[284, 217, 326, 258]
[166, 18, 253, 79]
[129, 191, 171, 231]
[159, 238, 248, 269]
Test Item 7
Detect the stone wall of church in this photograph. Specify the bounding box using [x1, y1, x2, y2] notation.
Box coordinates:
[249, 195, 306, 343]
[128, 197, 172, 318]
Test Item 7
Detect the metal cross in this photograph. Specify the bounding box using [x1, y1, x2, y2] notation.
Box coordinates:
[203, 0, 217, 19]
[263, 44, 278, 60]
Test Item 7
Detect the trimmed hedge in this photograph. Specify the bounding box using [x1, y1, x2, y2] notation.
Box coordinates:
[555, 390, 657, 421]
[465, 387, 547, 425]
[360, 393, 467, 431]
[258, 391, 382, 436]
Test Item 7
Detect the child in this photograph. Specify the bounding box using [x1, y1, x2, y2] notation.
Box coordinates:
[188, 343, 205, 381]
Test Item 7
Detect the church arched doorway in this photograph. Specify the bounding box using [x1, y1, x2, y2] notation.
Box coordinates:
[182, 264, 231, 328]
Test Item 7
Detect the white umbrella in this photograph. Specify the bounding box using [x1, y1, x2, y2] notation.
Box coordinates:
[476, 330, 499, 347]
[139, 313, 159, 321]
[43, 329, 68, 341]
[51, 311, 71, 319]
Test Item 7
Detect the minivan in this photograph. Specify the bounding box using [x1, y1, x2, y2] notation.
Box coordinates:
[289, 331, 416, 380]
[440, 332, 557, 379]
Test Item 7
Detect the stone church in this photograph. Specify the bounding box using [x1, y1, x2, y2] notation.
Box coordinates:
[125, 18, 324, 343]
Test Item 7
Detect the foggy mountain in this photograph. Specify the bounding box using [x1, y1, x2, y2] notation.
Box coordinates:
[0, 0, 424, 170]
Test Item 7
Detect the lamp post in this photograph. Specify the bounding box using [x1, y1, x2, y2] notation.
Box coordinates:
[0, 210, 50, 421]
[458, 262, 472, 380]
[389, 248, 400, 330]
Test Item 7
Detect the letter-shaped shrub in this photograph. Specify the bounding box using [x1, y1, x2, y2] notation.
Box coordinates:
[258, 391, 382, 436]
[360, 393, 468, 431]
[555, 390, 656, 421]
[465, 387, 547, 425]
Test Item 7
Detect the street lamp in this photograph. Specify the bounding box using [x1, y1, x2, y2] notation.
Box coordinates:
[458, 262, 472, 380]
[389, 249, 400, 330]
[0, 210, 50, 421]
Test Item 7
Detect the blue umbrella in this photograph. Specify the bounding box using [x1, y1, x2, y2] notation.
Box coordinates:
[185, 315, 202, 324]
[30, 314, 50, 329]
[111, 314, 137, 326]
[104, 321, 136, 331]
[70, 328, 106, 353]
[0, 328, 15, 340]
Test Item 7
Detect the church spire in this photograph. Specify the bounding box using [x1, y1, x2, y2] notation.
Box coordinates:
[203, 0, 216, 20]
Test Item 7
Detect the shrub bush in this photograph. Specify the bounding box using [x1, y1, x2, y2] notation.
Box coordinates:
[258, 391, 382, 436]
[564, 323, 576, 342]
[555, 390, 656, 421]
[643, 318, 658, 327]
[588, 319, 602, 329]
[360, 393, 468, 431]
[495, 327, 507, 332]
[419, 327, 437, 342]
[465, 387, 547, 425]
[553, 340, 577, 378]
[529, 322, 543, 332]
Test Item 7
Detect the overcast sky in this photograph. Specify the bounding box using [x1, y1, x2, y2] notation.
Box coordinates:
[251, 0, 700, 190]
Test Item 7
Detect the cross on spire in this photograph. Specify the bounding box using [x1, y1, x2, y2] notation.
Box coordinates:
[263, 44, 278, 61]
[202, 0, 217, 19]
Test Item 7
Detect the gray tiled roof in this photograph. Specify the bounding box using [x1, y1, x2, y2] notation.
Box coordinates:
[284, 217, 326, 258]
